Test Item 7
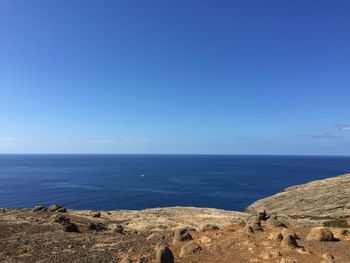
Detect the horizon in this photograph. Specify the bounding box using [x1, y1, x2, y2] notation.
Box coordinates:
[1, 1, 350, 155]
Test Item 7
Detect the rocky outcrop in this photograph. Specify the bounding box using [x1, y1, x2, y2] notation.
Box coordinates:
[245, 173, 350, 222]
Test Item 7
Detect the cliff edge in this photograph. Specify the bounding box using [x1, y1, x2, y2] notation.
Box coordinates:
[246, 173, 350, 222]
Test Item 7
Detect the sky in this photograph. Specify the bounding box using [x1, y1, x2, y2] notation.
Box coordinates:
[1, 1, 350, 155]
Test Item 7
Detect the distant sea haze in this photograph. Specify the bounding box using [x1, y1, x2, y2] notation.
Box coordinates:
[0, 154, 350, 211]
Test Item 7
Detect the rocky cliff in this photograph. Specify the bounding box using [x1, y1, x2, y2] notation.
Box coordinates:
[246, 173, 350, 223]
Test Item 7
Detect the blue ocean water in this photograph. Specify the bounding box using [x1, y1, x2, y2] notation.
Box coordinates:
[0, 154, 349, 211]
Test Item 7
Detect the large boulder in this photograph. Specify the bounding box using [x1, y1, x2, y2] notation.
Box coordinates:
[155, 245, 174, 263]
[32, 205, 45, 212]
[63, 223, 79, 233]
[281, 234, 299, 248]
[179, 242, 202, 257]
[48, 204, 63, 212]
[173, 228, 192, 242]
[306, 227, 336, 241]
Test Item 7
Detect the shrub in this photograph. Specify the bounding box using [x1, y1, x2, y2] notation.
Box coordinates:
[323, 219, 350, 228]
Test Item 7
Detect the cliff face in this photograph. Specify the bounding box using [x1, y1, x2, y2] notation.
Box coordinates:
[246, 173, 350, 221]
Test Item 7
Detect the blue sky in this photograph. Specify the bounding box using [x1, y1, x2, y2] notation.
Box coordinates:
[1, 0, 350, 155]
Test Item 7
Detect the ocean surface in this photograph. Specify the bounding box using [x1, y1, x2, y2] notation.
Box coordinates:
[0, 154, 350, 211]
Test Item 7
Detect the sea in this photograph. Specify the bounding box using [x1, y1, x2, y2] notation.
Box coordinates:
[0, 154, 349, 211]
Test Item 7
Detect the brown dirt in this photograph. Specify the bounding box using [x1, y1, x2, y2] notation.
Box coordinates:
[1, 208, 350, 263]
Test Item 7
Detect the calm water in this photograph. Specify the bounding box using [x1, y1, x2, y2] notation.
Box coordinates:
[0, 154, 349, 211]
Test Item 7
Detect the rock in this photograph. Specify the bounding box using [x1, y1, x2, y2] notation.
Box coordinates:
[321, 253, 336, 263]
[281, 234, 299, 248]
[281, 229, 299, 239]
[92, 211, 101, 218]
[89, 222, 107, 231]
[200, 224, 219, 231]
[246, 216, 263, 232]
[306, 227, 336, 241]
[179, 242, 202, 257]
[155, 245, 174, 263]
[173, 228, 192, 242]
[246, 226, 254, 234]
[32, 205, 45, 212]
[270, 232, 283, 242]
[198, 236, 212, 247]
[114, 224, 124, 234]
[258, 210, 268, 221]
[48, 204, 63, 212]
[63, 223, 79, 233]
[51, 215, 70, 225]
[56, 207, 67, 213]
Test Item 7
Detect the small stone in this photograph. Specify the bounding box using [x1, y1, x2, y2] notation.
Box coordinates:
[115, 224, 124, 234]
[51, 214, 71, 225]
[179, 242, 202, 257]
[258, 210, 268, 221]
[198, 236, 212, 247]
[32, 205, 45, 212]
[281, 234, 299, 248]
[251, 222, 263, 232]
[155, 245, 174, 263]
[92, 211, 101, 218]
[173, 228, 192, 242]
[48, 204, 63, 212]
[270, 232, 283, 241]
[246, 226, 254, 234]
[306, 227, 336, 241]
[89, 222, 107, 231]
[246, 216, 263, 232]
[56, 207, 67, 213]
[63, 223, 79, 233]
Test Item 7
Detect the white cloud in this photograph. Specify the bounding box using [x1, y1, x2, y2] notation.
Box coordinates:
[298, 124, 350, 140]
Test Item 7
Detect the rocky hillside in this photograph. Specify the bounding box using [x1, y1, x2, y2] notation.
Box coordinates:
[246, 173, 350, 224]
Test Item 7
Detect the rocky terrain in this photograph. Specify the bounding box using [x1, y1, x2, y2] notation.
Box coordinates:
[246, 173, 350, 225]
[1, 174, 350, 262]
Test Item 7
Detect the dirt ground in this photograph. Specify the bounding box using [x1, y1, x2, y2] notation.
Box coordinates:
[0, 208, 350, 263]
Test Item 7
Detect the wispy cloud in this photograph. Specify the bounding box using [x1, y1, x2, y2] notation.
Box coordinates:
[298, 124, 350, 139]
[87, 138, 147, 145]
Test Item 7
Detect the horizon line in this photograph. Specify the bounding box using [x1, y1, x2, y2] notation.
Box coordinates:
[0, 153, 350, 157]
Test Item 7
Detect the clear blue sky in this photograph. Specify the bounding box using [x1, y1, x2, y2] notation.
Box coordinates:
[1, 1, 350, 155]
